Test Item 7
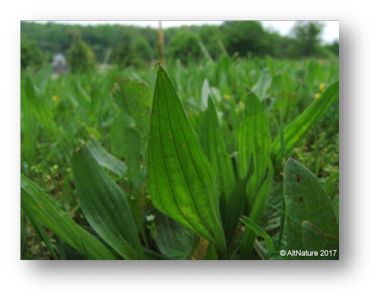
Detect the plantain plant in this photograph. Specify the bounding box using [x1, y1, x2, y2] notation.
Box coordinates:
[21, 63, 339, 260]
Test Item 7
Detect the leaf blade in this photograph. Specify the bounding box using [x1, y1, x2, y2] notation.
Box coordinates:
[272, 81, 339, 159]
[21, 175, 115, 260]
[148, 67, 226, 252]
[71, 145, 143, 259]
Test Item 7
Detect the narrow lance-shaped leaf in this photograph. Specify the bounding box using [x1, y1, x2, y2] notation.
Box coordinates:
[238, 93, 272, 207]
[148, 66, 226, 253]
[72, 145, 144, 259]
[284, 159, 338, 258]
[272, 81, 339, 160]
[109, 111, 142, 182]
[239, 165, 273, 259]
[199, 96, 235, 201]
[21, 175, 115, 260]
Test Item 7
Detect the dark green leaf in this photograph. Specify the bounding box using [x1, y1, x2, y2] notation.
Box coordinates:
[152, 213, 197, 259]
[72, 145, 143, 259]
[241, 216, 275, 255]
[21, 175, 115, 260]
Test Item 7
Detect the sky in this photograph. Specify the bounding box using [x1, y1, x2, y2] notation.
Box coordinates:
[39, 20, 339, 43]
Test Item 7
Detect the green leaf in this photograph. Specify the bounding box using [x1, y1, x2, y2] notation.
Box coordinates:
[237, 93, 272, 206]
[284, 159, 338, 257]
[199, 96, 235, 201]
[272, 81, 339, 159]
[71, 145, 144, 259]
[241, 216, 275, 255]
[21, 175, 115, 260]
[239, 165, 273, 258]
[152, 212, 197, 259]
[25, 209, 57, 258]
[252, 68, 272, 100]
[109, 112, 142, 182]
[87, 139, 126, 177]
[148, 66, 226, 253]
[112, 78, 152, 141]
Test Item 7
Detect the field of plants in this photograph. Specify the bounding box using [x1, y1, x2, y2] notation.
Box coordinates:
[21, 55, 339, 260]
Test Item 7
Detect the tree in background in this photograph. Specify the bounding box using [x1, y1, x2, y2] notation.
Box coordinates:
[292, 21, 324, 57]
[196, 25, 225, 60]
[132, 36, 154, 66]
[21, 35, 45, 70]
[167, 31, 202, 65]
[111, 30, 154, 67]
[222, 21, 272, 57]
[111, 30, 134, 67]
[67, 32, 96, 73]
[326, 40, 339, 56]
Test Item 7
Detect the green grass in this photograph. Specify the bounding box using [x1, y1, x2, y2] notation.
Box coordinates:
[21, 56, 339, 260]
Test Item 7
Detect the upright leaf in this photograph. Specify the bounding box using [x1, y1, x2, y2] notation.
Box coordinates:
[72, 145, 143, 259]
[109, 112, 142, 182]
[148, 67, 226, 253]
[237, 93, 272, 206]
[284, 159, 338, 259]
[272, 81, 339, 159]
[199, 97, 235, 201]
[252, 68, 272, 100]
[21, 176, 115, 260]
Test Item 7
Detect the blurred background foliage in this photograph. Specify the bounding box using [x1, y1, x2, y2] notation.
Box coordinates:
[21, 21, 338, 71]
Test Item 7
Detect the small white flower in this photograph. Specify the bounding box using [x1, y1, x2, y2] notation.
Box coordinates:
[146, 214, 155, 222]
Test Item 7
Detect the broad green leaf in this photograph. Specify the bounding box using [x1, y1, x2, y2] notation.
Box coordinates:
[71, 145, 143, 259]
[148, 66, 226, 253]
[284, 159, 338, 258]
[238, 93, 272, 206]
[87, 139, 126, 177]
[199, 97, 235, 201]
[21, 175, 115, 260]
[241, 216, 275, 255]
[151, 213, 197, 259]
[272, 81, 339, 159]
